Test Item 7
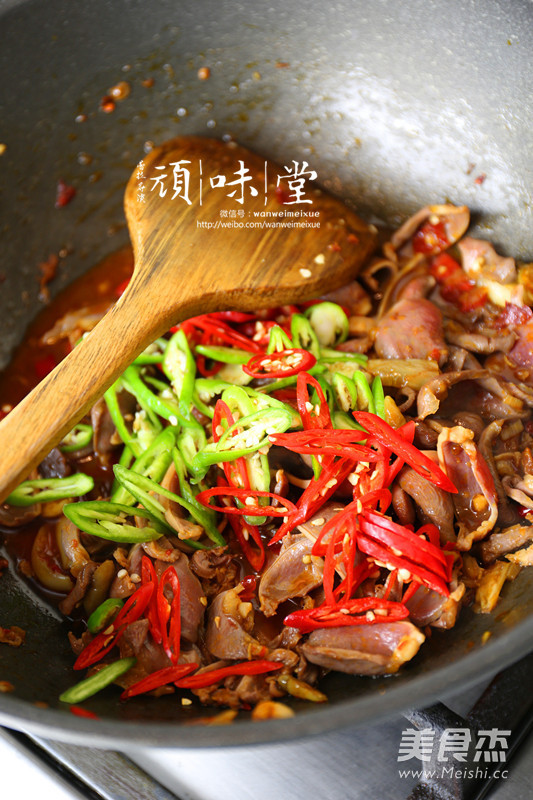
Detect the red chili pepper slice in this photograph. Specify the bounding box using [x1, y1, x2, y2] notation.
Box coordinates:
[157, 566, 181, 665]
[69, 705, 100, 719]
[213, 400, 250, 490]
[175, 660, 282, 690]
[402, 580, 422, 604]
[141, 556, 163, 645]
[74, 583, 154, 670]
[269, 429, 378, 462]
[296, 372, 331, 429]
[113, 582, 155, 628]
[416, 522, 441, 549]
[270, 457, 356, 544]
[213, 476, 265, 569]
[358, 488, 392, 513]
[227, 514, 265, 571]
[334, 559, 374, 604]
[184, 315, 262, 353]
[68, 706, 100, 719]
[120, 663, 198, 700]
[360, 510, 450, 577]
[356, 532, 449, 597]
[239, 319, 286, 347]
[284, 597, 409, 633]
[208, 311, 257, 323]
[243, 348, 316, 379]
[353, 411, 457, 494]
[196, 486, 297, 517]
[321, 510, 358, 605]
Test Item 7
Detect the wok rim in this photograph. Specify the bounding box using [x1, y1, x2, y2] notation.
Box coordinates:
[1, 617, 531, 748]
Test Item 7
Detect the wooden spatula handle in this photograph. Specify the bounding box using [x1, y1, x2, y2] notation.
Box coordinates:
[0, 291, 179, 503]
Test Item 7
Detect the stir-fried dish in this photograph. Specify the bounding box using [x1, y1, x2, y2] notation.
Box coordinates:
[2, 202, 533, 717]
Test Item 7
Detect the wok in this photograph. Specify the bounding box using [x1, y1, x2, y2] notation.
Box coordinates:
[0, 0, 532, 748]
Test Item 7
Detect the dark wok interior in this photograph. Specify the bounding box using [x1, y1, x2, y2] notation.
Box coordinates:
[0, 0, 533, 747]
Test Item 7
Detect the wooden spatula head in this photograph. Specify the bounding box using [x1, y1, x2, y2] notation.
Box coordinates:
[124, 136, 377, 324]
[0, 136, 377, 502]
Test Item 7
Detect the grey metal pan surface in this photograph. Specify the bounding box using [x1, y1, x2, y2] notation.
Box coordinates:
[0, 0, 532, 747]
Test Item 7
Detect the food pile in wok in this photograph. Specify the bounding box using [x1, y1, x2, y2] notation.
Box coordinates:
[2, 203, 533, 718]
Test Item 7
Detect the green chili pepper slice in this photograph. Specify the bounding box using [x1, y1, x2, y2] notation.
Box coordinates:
[64, 501, 165, 543]
[59, 657, 136, 704]
[111, 445, 134, 496]
[331, 372, 357, 413]
[59, 423, 94, 453]
[242, 385, 301, 428]
[332, 410, 364, 431]
[319, 348, 368, 364]
[87, 598, 124, 634]
[176, 420, 207, 481]
[215, 362, 252, 386]
[353, 370, 376, 414]
[192, 389, 215, 420]
[133, 338, 168, 365]
[162, 329, 196, 419]
[104, 381, 137, 454]
[113, 465, 224, 546]
[6, 473, 94, 507]
[122, 366, 184, 427]
[266, 324, 293, 354]
[194, 407, 293, 468]
[111, 427, 176, 505]
[172, 449, 220, 539]
[195, 345, 251, 365]
[290, 313, 321, 359]
[277, 673, 328, 703]
[305, 302, 349, 346]
[195, 378, 232, 404]
[372, 375, 386, 419]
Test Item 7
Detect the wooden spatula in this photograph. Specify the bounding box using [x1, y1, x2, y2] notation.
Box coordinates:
[0, 136, 377, 502]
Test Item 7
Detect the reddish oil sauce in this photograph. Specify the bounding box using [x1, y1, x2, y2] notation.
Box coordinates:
[0, 247, 133, 604]
[0, 246, 133, 408]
